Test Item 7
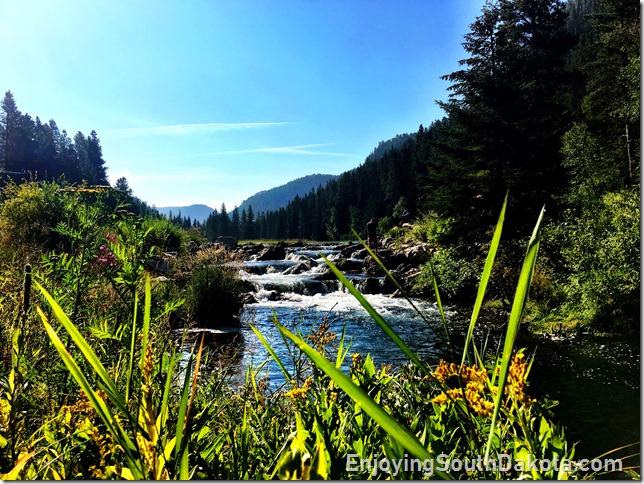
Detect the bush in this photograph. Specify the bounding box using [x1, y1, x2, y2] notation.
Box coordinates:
[186, 264, 246, 328]
[0, 181, 69, 258]
[412, 246, 478, 300]
[405, 211, 453, 245]
[553, 187, 640, 328]
[143, 217, 185, 254]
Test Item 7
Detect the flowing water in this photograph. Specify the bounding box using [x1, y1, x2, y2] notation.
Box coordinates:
[198, 245, 640, 471]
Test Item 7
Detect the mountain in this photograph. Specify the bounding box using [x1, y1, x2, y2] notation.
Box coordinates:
[156, 204, 214, 223]
[238, 173, 337, 215]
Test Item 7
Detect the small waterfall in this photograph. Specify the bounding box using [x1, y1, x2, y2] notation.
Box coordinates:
[238, 244, 447, 373]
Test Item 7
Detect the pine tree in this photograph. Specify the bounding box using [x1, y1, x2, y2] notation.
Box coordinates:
[231, 206, 240, 238]
[34, 117, 58, 178]
[0, 91, 23, 172]
[436, 0, 573, 235]
[86, 130, 108, 184]
[114, 176, 133, 195]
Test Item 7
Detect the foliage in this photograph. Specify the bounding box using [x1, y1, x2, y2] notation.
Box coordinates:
[404, 211, 453, 245]
[549, 187, 640, 328]
[0, 181, 69, 258]
[413, 246, 478, 300]
[561, 123, 622, 207]
[143, 216, 186, 255]
[185, 264, 246, 328]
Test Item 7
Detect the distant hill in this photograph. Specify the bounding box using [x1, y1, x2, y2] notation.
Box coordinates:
[238, 173, 337, 215]
[156, 204, 214, 223]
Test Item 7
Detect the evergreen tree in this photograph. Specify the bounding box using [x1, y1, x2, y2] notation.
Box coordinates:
[435, 0, 573, 236]
[114, 176, 133, 195]
[0, 91, 23, 172]
[567, 0, 640, 186]
[231, 206, 240, 238]
[34, 117, 58, 178]
[219, 203, 230, 237]
[86, 130, 108, 184]
[57, 129, 81, 182]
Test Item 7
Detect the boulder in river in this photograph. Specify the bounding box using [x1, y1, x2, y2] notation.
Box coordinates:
[216, 236, 238, 247]
[256, 242, 287, 261]
[403, 245, 430, 265]
[283, 259, 317, 275]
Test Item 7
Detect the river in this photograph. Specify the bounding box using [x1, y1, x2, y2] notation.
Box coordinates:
[203, 244, 640, 474]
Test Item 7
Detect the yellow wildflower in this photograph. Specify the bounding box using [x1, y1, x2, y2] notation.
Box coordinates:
[431, 361, 494, 416]
[505, 353, 535, 406]
[285, 377, 313, 401]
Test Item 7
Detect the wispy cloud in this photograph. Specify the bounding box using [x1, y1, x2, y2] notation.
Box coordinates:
[207, 143, 356, 157]
[105, 122, 292, 137]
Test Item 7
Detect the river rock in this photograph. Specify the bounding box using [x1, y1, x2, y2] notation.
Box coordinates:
[340, 243, 361, 258]
[359, 277, 382, 294]
[335, 258, 364, 272]
[186, 240, 199, 254]
[146, 254, 171, 274]
[283, 260, 317, 275]
[403, 245, 430, 265]
[256, 242, 287, 261]
[216, 236, 238, 247]
[312, 268, 337, 281]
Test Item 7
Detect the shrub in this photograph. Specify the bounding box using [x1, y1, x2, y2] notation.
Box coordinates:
[554, 187, 640, 328]
[405, 211, 454, 245]
[412, 246, 478, 300]
[143, 217, 185, 254]
[0, 181, 69, 258]
[186, 264, 246, 328]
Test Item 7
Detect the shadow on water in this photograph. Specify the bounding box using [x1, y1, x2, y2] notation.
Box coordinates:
[517, 331, 640, 469]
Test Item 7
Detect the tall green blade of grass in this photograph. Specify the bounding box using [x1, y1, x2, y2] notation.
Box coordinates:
[126, 289, 139, 402]
[36, 307, 143, 479]
[335, 324, 352, 369]
[426, 258, 455, 359]
[271, 320, 451, 478]
[34, 281, 129, 417]
[352, 229, 455, 359]
[174, 345, 195, 480]
[159, 347, 178, 433]
[484, 205, 545, 462]
[321, 255, 433, 379]
[248, 321, 293, 383]
[461, 193, 507, 367]
[140, 276, 151, 370]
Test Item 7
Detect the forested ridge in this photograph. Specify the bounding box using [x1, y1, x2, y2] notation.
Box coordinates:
[237, 173, 337, 215]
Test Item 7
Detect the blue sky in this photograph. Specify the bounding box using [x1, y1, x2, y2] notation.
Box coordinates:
[0, 0, 484, 210]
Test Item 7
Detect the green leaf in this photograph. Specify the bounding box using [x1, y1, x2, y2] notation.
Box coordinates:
[33, 281, 130, 419]
[461, 192, 507, 366]
[322, 255, 433, 378]
[36, 307, 143, 479]
[248, 321, 293, 383]
[484, 205, 545, 462]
